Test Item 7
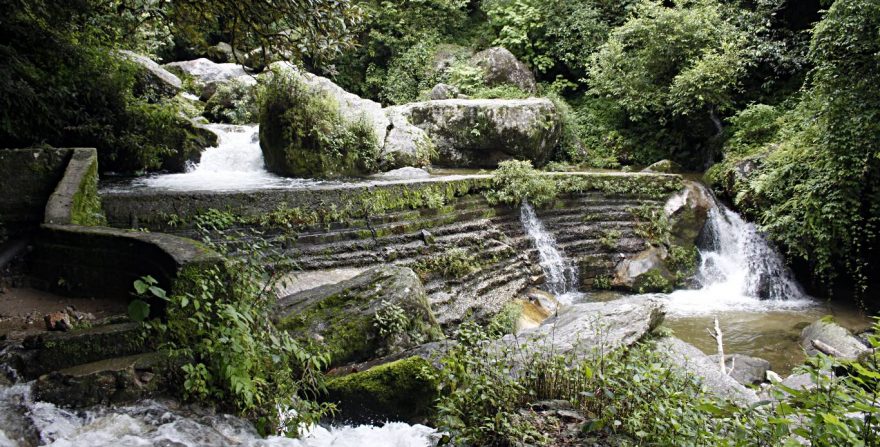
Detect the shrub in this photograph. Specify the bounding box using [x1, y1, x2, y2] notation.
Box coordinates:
[258, 68, 380, 178]
[204, 79, 258, 124]
[140, 227, 334, 436]
[485, 160, 559, 207]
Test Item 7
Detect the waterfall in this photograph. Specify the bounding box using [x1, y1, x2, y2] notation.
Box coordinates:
[135, 124, 320, 191]
[520, 202, 580, 303]
[666, 202, 813, 315]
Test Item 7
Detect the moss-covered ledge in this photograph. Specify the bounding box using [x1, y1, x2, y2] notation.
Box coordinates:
[101, 171, 682, 232]
[44, 148, 105, 226]
[30, 223, 222, 299]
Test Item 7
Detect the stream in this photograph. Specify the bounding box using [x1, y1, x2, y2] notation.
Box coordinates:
[4, 125, 870, 446]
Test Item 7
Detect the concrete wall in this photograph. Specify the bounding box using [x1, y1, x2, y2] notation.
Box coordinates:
[0, 146, 223, 300]
[0, 148, 73, 238]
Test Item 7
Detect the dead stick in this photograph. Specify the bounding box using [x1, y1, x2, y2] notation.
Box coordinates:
[812, 339, 844, 357]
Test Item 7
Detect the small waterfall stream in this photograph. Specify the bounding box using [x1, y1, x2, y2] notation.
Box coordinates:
[665, 203, 813, 316]
[129, 124, 323, 192]
[520, 202, 581, 304]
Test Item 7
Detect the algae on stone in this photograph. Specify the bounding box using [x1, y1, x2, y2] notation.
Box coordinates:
[325, 356, 439, 422]
[275, 265, 443, 366]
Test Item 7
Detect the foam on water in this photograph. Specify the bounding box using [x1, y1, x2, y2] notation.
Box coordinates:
[0, 383, 437, 447]
[665, 204, 814, 316]
[131, 124, 325, 192]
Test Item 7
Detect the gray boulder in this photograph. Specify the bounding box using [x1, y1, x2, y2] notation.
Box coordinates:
[500, 296, 665, 358]
[665, 181, 713, 246]
[642, 159, 683, 174]
[118, 51, 181, 98]
[470, 47, 537, 94]
[372, 167, 432, 180]
[392, 98, 561, 168]
[709, 354, 771, 385]
[429, 83, 461, 100]
[206, 42, 235, 63]
[274, 265, 443, 367]
[613, 245, 673, 292]
[164, 58, 249, 85]
[382, 106, 435, 169]
[656, 337, 760, 406]
[800, 319, 868, 360]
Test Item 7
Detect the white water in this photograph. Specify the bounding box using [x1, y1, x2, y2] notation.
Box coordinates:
[665, 204, 813, 316]
[0, 383, 437, 447]
[129, 124, 325, 192]
[519, 202, 582, 304]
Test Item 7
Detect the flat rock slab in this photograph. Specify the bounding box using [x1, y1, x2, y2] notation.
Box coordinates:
[709, 353, 771, 386]
[656, 337, 760, 406]
[32, 352, 166, 408]
[501, 296, 666, 358]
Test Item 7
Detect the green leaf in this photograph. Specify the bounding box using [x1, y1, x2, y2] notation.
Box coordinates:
[128, 299, 150, 322]
[149, 286, 168, 300]
[134, 279, 149, 295]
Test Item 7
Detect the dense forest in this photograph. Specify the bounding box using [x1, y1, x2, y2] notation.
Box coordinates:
[2, 0, 880, 445]
[3, 0, 877, 304]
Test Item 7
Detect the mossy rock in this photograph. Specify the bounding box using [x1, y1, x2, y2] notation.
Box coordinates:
[325, 356, 439, 423]
[275, 265, 443, 367]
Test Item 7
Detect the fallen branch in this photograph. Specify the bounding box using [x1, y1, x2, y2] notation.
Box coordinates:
[811, 339, 844, 357]
[707, 316, 734, 376]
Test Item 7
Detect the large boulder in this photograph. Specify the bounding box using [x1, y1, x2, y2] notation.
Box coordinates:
[470, 47, 537, 94]
[613, 180, 711, 292]
[500, 296, 665, 358]
[266, 62, 390, 144]
[800, 318, 869, 360]
[325, 355, 440, 423]
[655, 337, 760, 406]
[164, 58, 250, 86]
[665, 181, 713, 246]
[274, 266, 443, 367]
[118, 51, 181, 98]
[390, 98, 561, 168]
[159, 118, 219, 172]
[382, 106, 435, 169]
[709, 354, 771, 386]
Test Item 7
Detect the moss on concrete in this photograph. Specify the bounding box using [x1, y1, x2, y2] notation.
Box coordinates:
[325, 356, 439, 422]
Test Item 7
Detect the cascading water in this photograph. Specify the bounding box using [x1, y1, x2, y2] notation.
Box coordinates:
[0, 382, 438, 447]
[129, 124, 323, 192]
[520, 202, 581, 304]
[665, 202, 814, 315]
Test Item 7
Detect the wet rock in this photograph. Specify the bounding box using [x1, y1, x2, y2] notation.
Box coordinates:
[470, 47, 537, 94]
[612, 246, 673, 292]
[33, 352, 167, 408]
[665, 181, 713, 246]
[531, 400, 574, 411]
[372, 167, 432, 180]
[8, 322, 147, 380]
[119, 51, 182, 98]
[274, 265, 443, 367]
[800, 318, 868, 360]
[429, 83, 460, 100]
[500, 296, 665, 358]
[709, 353, 771, 385]
[642, 159, 682, 174]
[325, 355, 439, 423]
[43, 311, 71, 331]
[390, 98, 561, 168]
[655, 337, 760, 406]
[420, 229, 435, 245]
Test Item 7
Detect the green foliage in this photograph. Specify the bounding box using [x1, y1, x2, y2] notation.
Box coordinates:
[599, 229, 621, 250]
[413, 247, 481, 280]
[711, 0, 880, 300]
[259, 68, 380, 178]
[373, 300, 408, 339]
[204, 79, 258, 124]
[145, 230, 334, 435]
[485, 160, 559, 207]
